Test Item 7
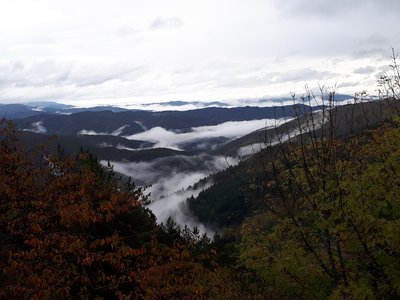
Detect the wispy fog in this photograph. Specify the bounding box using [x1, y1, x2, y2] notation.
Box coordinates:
[125, 119, 277, 149]
[23, 121, 47, 133]
[102, 112, 326, 234]
[78, 125, 129, 136]
[148, 172, 213, 235]
[238, 110, 328, 156]
[117, 95, 353, 112]
[103, 154, 238, 234]
[124, 102, 229, 111]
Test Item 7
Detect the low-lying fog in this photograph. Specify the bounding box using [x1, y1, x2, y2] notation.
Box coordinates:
[111, 95, 353, 112]
[125, 119, 279, 150]
[101, 116, 310, 235]
[103, 154, 238, 235]
[105, 119, 276, 234]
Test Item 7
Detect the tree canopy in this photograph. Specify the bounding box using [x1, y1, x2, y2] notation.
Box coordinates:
[0, 119, 241, 299]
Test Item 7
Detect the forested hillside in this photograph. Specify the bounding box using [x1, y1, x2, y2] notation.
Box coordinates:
[2, 57, 400, 299]
[187, 58, 400, 298]
[190, 96, 400, 226]
[237, 116, 400, 298]
[3, 99, 400, 298]
[0, 119, 248, 299]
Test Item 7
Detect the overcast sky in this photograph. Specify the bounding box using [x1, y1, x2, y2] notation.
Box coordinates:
[0, 0, 399, 106]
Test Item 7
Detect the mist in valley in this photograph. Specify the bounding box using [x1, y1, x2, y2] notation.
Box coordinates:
[103, 119, 272, 232]
[103, 112, 326, 233]
[104, 154, 238, 234]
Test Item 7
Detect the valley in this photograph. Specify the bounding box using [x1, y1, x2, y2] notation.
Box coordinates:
[2, 2, 399, 297]
[5, 100, 325, 231]
[5, 93, 389, 235]
[3, 93, 400, 298]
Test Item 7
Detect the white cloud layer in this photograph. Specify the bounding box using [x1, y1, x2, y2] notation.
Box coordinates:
[0, 0, 398, 105]
[125, 119, 282, 149]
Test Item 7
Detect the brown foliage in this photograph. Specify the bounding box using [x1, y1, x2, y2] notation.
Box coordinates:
[0, 119, 229, 299]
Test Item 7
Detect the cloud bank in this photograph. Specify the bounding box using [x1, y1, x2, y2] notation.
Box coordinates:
[126, 119, 279, 149]
[0, 0, 397, 105]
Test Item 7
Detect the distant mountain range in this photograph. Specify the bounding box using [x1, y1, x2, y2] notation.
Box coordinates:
[1, 94, 354, 119]
[0, 98, 352, 164]
[0, 102, 129, 119]
[5, 97, 390, 233]
[189, 98, 400, 229]
[14, 105, 320, 135]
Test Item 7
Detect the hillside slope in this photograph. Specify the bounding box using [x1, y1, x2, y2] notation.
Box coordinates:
[190, 98, 400, 228]
[14, 104, 320, 136]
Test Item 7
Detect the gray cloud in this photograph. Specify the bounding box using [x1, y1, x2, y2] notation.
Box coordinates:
[338, 81, 359, 89]
[351, 48, 388, 59]
[273, 0, 400, 17]
[150, 17, 183, 30]
[354, 66, 376, 75]
[0, 60, 146, 89]
[272, 0, 360, 17]
[360, 33, 388, 45]
[272, 68, 337, 83]
[216, 68, 337, 89]
[0, 0, 397, 105]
